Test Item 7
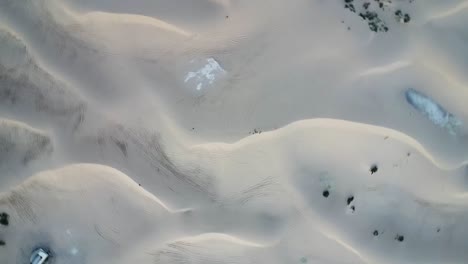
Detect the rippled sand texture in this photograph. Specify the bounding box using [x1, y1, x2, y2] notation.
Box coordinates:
[1, 0, 468, 263]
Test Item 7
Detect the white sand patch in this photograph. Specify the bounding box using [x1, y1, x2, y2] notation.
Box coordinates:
[184, 58, 226, 91]
[70, 247, 79, 255]
[405, 88, 462, 135]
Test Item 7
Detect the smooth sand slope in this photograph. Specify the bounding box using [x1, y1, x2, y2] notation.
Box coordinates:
[1, 0, 468, 263]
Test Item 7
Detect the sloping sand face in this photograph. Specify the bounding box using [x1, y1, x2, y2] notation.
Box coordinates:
[1, 0, 468, 263]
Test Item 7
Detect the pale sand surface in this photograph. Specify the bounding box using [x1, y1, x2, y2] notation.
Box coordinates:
[1, 0, 468, 263]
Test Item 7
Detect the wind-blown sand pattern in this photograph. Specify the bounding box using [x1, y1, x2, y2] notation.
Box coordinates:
[1, 0, 468, 263]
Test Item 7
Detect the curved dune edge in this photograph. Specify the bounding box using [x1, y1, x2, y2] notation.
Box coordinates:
[321, 232, 370, 263]
[357, 60, 412, 77]
[15, 163, 190, 213]
[427, 2, 468, 20]
[52, 0, 192, 37]
[0, 118, 49, 137]
[190, 118, 467, 170]
[161, 232, 276, 248]
[78, 11, 192, 37]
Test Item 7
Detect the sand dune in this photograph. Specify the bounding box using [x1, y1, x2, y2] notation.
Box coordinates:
[1, 0, 468, 263]
[0, 119, 52, 190]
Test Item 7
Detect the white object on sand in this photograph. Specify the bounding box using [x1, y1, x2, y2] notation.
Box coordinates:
[405, 88, 462, 135]
[30, 248, 49, 264]
[184, 58, 225, 90]
[70, 247, 79, 255]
